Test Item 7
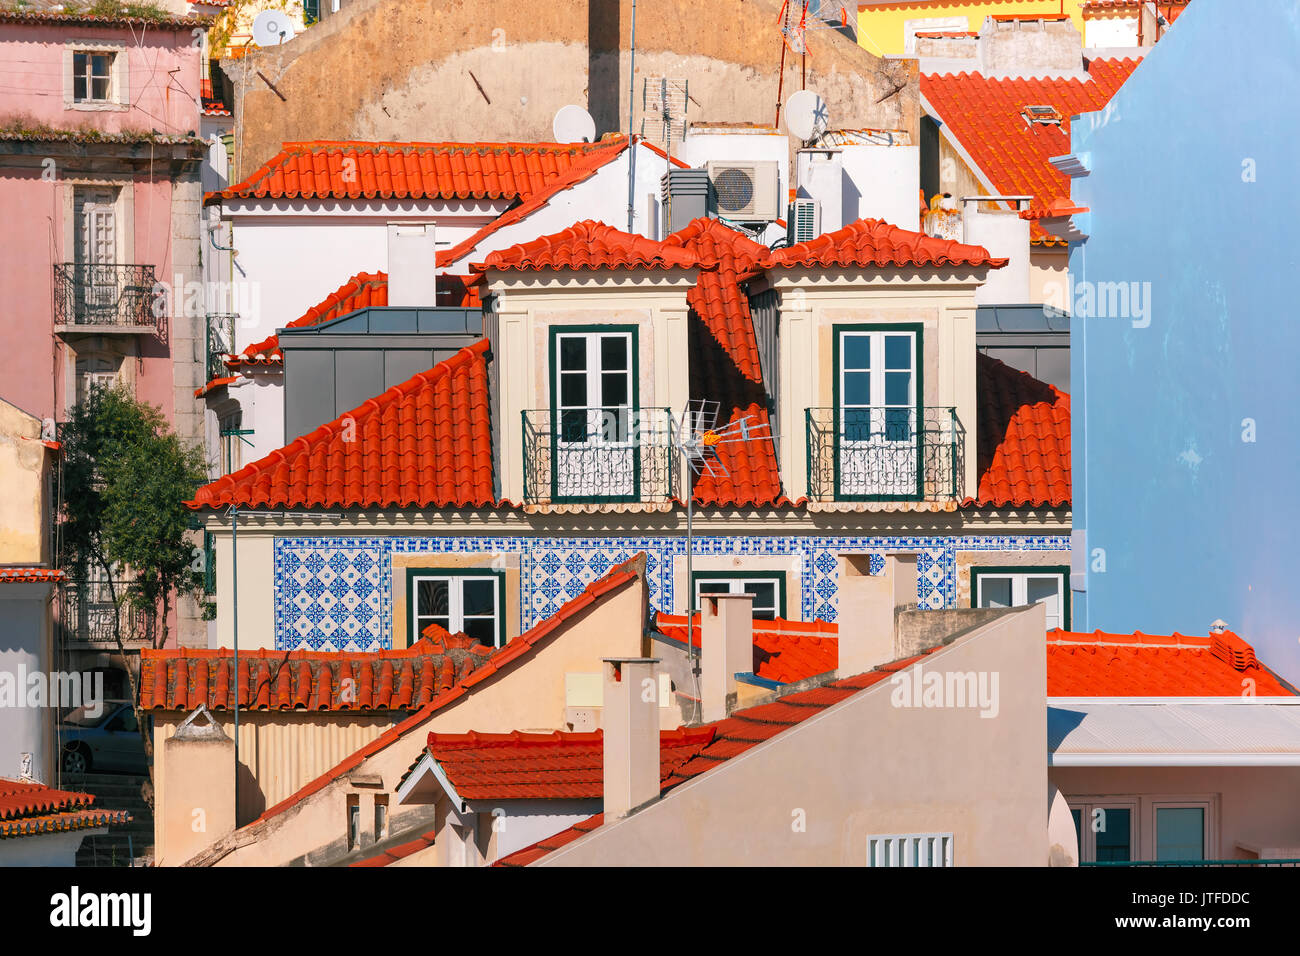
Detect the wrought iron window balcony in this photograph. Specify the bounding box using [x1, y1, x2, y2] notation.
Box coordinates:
[54, 263, 159, 332]
[806, 406, 966, 502]
[59, 576, 148, 647]
[523, 407, 679, 505]
[205, 312, 238, 381]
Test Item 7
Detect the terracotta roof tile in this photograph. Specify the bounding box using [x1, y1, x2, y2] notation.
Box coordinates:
[971, 352, 1070, 508]
[0, 568, 65, 584]
[237, 556, 647, 829]
[764, 218, 1008, 270]
[0, 779, 130, 839]
[348, 828, 437, 867]
[426, 728, 717, 802]
[212, 139, 627, 204]
[475, 219, 704, 272]
[1047, 629, 1297, 697]
[921, 59, 1141, 245]
[189, 340, 494, 510]
[655, 612, 838, 684]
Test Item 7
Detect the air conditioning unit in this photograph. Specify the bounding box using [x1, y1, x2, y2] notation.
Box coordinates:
[787, 199, 821, 244]
[706, 160, 781, 222]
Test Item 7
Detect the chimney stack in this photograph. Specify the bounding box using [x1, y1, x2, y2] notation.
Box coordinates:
[837, 555, 916, 677]
[601, 657, 661, 819]
[701, 592, 754, 722]
[796, 147, 844, 236]
[385, 222, 437, 307]
[158, 704, 235, 865]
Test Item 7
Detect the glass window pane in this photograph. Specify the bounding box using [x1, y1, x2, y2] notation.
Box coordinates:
[600, 335, 628, 370]
[462, 617, 496, 646]
[92, 76, 110, 100]
[559, 372, 586, 408]
[842, 407, 872, 442]
[417, 579, 449, 617]
[1156, 808, 1204, 861]
[74, 71, 87, 100]
[843, 371, 870, 407]
[743, 582, 777, 617]
[1095, 808, 1131, 862]
[559, 336, 586, 371]
[416, 615, 450, 638]
[1027, 576, 1062, 628]
[560, 408, 589, 443]
[842, 334, 870, 370]
[883, 407, 913, 441]
[1071, 809, 1082, 855]
[979, 577, 1014, 609]
[885, 334, 912, 370]
[461, 579, 496, 616]
[601, 372, 628, 407]
[884, 370, 912, 406]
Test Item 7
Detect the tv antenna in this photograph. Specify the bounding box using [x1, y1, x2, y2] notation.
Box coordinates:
[641, 77, 689, 158]
[552, 104, 596, 144]
[672, 399, 778, 722]
[784, 89, 830, 145]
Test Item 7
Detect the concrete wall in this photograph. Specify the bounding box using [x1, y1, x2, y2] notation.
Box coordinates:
[196, 569, 651, 865]
[1051, 766, 1300, 860]
[539, 605, 1048, 865]
[227, 0, 917, 178]
[1068, 0, 1300, 683]
[857, 1, 1088, 57]
[0, 399, 49, 565]
[0, 581, 58, 784]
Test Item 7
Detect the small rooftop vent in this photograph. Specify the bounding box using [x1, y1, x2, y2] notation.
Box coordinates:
[1022, 105, 1063, 126]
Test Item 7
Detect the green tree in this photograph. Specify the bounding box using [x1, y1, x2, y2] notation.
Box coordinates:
[59, 386, 209, 780]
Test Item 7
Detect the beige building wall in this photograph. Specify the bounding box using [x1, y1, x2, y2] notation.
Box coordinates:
[0, 398, 50, 565]
[540, 605, 1049, 866]
[1051, 766, 1300, 861]
[1031, 246, 1070, 310]
[485, 272, 695, 505]
[770, 271, 985, 500]
[194, 571, 652, 866]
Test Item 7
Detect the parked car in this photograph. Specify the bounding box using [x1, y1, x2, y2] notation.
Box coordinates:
[58, 701, 147, 775]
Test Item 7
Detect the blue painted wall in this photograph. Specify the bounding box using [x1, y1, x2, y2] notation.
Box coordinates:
[1070, 1, 1300, 681]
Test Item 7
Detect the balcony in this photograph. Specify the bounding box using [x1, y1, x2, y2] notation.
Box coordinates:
[58, 576, 148, 648]
[806, 406, 965, 503]
[205, 312, 238, 381]
[53, 263, 159, 334]
[522, 407, 679, 506]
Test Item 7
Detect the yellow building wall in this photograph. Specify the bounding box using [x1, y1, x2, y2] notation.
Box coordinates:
[857, 0, 1087, 57]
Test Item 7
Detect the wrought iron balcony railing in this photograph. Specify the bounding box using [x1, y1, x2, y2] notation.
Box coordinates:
[58, 576, 147, 646]
[806, 406, 965, 502]
[53, 263, 159, 331]
[523, 407, 679, 504]
[205, 312, 238, 381]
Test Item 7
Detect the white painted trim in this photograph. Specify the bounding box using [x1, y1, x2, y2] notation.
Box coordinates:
[1049, 753, 1300, 767]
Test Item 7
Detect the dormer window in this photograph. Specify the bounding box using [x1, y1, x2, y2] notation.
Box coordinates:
[1022, 105, 1063, 126]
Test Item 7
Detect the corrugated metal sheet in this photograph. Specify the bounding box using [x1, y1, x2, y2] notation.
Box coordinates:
[1049, 702, 1300, 764]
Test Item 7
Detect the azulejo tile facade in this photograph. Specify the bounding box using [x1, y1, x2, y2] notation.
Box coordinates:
[272, 535, 1070, 650]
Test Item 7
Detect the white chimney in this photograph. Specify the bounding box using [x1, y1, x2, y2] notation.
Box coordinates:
[385, 222, 437, 307]
[961, 197, 1031, 304]
[836, 555, 917, 676]
[701, 593, 754, 722]
[601, 657, 661, 819]
[796, 148, 844, 236]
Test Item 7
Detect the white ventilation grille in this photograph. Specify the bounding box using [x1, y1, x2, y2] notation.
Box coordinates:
[868, 833, 955, 867]
[788, 199, 821, 244]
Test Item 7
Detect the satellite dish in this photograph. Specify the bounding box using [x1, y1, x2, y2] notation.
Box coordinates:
[785, 90, 830, 143]
[251, 10, 295, 47]
[552, 105, 597, 144]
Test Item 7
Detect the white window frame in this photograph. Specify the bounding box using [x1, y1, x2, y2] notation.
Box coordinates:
[1068, 799, 1139, 864]
[410, 572, 504, 647]
[693, 575, 784, 619]
[973, 569, 1068, 630]
[1068, 795, 1218, 862]
[1151, 799, 1214, 862]
[868, 833, 955, 867]
[64, 42, 129, 111]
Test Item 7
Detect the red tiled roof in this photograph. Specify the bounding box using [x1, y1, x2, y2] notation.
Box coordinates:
[496, 651, 941, 866]
[194, 375, 238, 398]
[238, 555, 646, 830]
[667, 219, 786, 508]
[655, 612, 838, 685]
[231, 272, 388, 367]
[1047, 629, 1297, 697]
[921, 59, 1141, 245]
[0, 568, 65, 584]
[426, 728, 717, 802]
[764, 218, 1009, 270]
[971, 352, 1070, 508]
[211, 138, 626, 204]
[475, 219, 703, 272]
[0, 779, 130, 839]
[348, 829, 437, 867]
[189, 339, 493, 510]
[139, 629, 496, 712]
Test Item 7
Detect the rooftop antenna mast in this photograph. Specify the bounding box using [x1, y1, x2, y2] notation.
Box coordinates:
[672, 400, 778, 723]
